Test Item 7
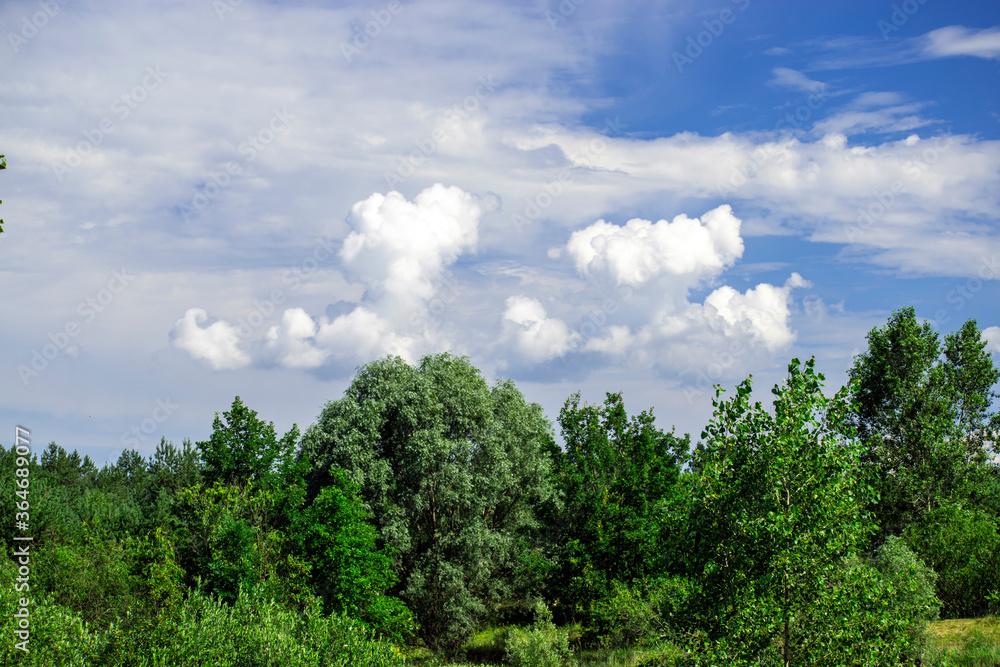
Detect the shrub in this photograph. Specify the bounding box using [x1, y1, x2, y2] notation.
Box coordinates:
[905, 503, 1000, 618]
[590, 576, 696, 649]
[503, 601, 572, 667]
[873, 535, 941, 661]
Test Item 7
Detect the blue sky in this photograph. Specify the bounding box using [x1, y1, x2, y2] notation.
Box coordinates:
[1, 0, 998, 464]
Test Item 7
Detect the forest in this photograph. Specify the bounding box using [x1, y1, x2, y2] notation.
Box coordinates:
[2, 306, 999, 666]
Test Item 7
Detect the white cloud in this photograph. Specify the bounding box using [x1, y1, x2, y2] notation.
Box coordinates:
[563, 205, 744, 286]
[174, 185, 484, 370]
[315, 307, 419, 364]
[171, 308, 250, 370]
[769, 67, 827, 93]
[501, 296, 572, 363]
[983, 326, 1000, 354]
[923, 26, 1000, 60]
[264, 308, 329, 369]
[341, 184, 482, 305]
[698, 273, 810, 351]
[812, 97, 932, 137]
[514, 125, 1000, 278]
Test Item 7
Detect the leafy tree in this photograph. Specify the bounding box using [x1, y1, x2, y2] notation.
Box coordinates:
[547, 392, 689, 620]
[686, 358, 915, 665]
[285, 470, 414, 641]
[904, 502, 999, 617]
[300, 353, 557, 650]
[197, 396, 299, 489]
[848, 308, 999, 536]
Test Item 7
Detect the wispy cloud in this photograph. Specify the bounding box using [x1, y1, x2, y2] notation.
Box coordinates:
[923, 26, 1000, 60]
[768, 67, 828, 93]
[802, 25, 1000, 70]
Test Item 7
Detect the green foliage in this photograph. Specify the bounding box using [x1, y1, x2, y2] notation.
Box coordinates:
[301, 353, 557, 650]
[872, 535, 942, 660]
[285, 470, 414, 641]
[0, 556, 106, 666]
[905, 502, 1000, 617]
[113, 586, 407, 667]
[33, 527, 144, 628]
[172, 481, 311, 608]
[1, 555, 406, 667]
[685, 357, 909, 664]
[590, 577, 696, 650]
[848, 309, 999, 536]
[198, 396, 299, 489]
[548, 393, 689, 618]
[207, 513, 258, 605]
[502, 601, 571, 667]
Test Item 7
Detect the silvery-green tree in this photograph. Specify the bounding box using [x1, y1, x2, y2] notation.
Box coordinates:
[300, 353, 557, 650]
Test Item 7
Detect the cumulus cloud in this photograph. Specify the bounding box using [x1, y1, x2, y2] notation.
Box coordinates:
[983, 326, 1000, 354]
[341, 183, 482, 306]
[513, 124, 1000, 278]
[698, 273, 810, 350]
[563, 205, 744, 286]
[499, 200, 808, 375]
[174, 184, 484, 370]
[171, 308, 250, 370]
[501, 295, 573, 363]
[264, 308, 329, 369]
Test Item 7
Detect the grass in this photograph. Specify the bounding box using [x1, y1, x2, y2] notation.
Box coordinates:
[404, 616, 1000, 666]
[403, 621, 686, 666]
[924, 616, 1000, 666]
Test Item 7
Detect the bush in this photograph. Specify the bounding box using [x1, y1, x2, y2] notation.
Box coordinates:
[101, 585, 408, 667]
[905, 503, 1000, 618]
[873, 535, 941, 661]
[590, 577, 696, 649]
[502, 601, 572, 667]
[0, 555, 406, 667]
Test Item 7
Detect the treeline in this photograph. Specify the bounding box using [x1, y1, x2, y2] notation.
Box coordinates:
[2, 307, 999, 666]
